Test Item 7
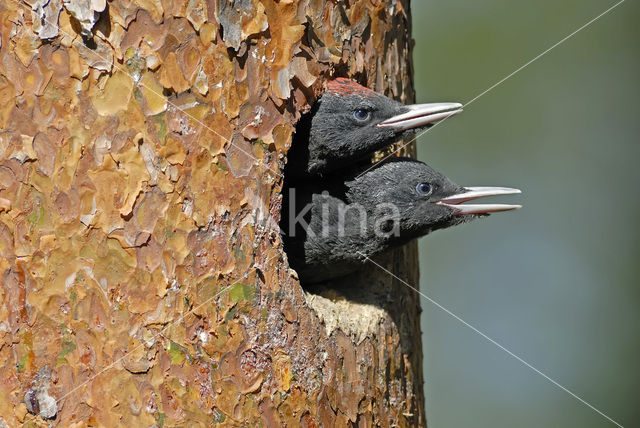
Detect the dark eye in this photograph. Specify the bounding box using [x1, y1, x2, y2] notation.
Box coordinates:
[416, 182, 432, 196]
[353, 109, 371, 121]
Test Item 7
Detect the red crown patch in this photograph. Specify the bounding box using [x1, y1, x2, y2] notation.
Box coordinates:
[326, 78, 379, 98]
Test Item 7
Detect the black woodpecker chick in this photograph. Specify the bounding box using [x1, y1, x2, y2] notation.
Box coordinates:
[285, 78, 462, 178]
[282, 158, 521, 284]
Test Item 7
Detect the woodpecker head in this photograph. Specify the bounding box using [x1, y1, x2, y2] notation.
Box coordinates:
[345, 158, 521, 241]
[287, 78, 462, 177]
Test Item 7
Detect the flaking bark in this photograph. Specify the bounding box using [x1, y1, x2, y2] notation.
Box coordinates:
[0, 0, 425, 425]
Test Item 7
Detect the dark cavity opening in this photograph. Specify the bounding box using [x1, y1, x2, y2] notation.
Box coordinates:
[278, 88, 423, 348]
[280, 101, 402, 323]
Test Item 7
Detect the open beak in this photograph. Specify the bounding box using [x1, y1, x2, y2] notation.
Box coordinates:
[437, 187, 522, 215]
[377, 102, 463, 132]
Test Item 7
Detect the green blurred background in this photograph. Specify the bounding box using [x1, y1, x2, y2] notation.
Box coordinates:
[411, 1, 639, 426]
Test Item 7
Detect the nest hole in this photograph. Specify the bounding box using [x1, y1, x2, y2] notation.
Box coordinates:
[279, 108, 397, 343]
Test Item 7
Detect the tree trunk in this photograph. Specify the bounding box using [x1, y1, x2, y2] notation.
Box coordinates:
[0, 0, 425, 426]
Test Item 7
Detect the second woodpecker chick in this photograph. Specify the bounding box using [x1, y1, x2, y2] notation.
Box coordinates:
[285, 78, 462, 178]
[282, 158, 521, 284]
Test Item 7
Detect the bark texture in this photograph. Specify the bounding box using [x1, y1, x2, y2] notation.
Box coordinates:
[0, 0, 425, 425]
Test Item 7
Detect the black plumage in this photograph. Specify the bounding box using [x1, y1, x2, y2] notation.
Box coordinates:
[281, 158, 520, 283]
[285, 78, 462, 178]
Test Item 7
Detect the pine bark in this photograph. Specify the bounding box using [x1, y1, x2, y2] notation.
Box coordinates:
[0, 0, 425, 426]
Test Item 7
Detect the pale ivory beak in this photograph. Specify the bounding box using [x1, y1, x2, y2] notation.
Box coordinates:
[437, 187, 522, 214]
[377, 103, 463, 131]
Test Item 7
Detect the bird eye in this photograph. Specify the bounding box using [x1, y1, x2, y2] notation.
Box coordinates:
[353, 109, 371, 121]
[416, 182, 432, 196]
